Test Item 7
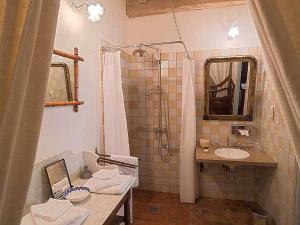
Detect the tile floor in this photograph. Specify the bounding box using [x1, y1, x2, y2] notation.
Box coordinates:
[132, 189, 259, 225]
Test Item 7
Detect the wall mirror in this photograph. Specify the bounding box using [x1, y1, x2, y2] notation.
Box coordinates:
[45, 48, 84, 112]
[46, 63, 73, 102]
[203, 56, 257, 121]
[45, 159, 72, 199]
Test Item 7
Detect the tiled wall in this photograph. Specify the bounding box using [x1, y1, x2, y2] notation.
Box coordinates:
[256, 67, 298, 225]
[125, 52, 182, 193]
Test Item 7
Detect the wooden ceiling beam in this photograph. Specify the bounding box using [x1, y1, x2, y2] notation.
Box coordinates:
[126, 0, 247, 18]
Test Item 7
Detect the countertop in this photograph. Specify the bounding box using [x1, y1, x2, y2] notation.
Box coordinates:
[195, 147, 277, 167]
[72, 178, 134, 225]
[21, 178, 135, 225]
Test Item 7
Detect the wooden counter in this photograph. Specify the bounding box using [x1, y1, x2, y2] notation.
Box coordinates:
[195, 147, 277, 167]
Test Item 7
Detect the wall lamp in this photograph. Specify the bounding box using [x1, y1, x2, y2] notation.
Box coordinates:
[71, 0, 104, 22]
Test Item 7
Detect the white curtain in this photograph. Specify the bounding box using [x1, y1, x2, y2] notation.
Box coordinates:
[248, 0, 300, 166]
[180, 59, 196, 203]
[0, 0, 60, 224]
[103, 52, 130, 156]
[210, 62, 230, 84]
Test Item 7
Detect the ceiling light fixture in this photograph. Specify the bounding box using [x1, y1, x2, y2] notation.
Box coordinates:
[72, 0, 104, 23]
[227, 26, 239, 39]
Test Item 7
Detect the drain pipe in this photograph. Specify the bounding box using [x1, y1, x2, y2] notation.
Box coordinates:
[222, 165, 235, 180]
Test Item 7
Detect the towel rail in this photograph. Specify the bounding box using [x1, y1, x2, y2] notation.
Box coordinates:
[95, 151, 138, 169]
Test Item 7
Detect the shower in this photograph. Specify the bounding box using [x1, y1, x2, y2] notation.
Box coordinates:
[129, 45, 173, 156]
[132, 47, 148, 57]
[101, 41, 190, 156]
[143, 53, 173, 156]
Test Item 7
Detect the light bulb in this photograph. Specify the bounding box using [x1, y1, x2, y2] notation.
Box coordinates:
[88, 3, 104, 22]
[228, 26, 239, 39]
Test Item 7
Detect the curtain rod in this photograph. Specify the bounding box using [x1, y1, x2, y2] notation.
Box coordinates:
[101, 40, 192, 59]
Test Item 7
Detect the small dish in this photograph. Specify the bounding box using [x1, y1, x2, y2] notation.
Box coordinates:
[63, 186, 90, 203]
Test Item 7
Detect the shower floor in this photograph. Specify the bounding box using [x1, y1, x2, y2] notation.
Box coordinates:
[132, 189, 258, 225]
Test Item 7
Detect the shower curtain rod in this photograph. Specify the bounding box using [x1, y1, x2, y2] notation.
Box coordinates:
[101, 40, 192, 59]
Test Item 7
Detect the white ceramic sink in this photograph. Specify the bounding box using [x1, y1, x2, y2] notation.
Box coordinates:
[215, 148, 250, 160]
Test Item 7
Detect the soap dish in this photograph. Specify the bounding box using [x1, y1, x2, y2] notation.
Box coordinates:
[63, 186, 90, 203]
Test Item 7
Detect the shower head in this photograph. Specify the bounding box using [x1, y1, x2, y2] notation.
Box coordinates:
[132, 47, 147, 57]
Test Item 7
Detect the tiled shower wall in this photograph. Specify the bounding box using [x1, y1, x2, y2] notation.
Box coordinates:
[124, 52, 182, 193]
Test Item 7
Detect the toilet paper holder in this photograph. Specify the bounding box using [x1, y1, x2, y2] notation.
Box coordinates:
[231, 125, 251, 136]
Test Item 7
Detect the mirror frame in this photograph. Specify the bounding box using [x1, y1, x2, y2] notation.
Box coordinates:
[203, 55, 257, 121]
[45, 159, 72, 199]
[45, 48, 84, 112]
[47, 62, 73, 102]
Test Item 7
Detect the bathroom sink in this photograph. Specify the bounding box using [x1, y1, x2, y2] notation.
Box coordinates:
[215, 148, 250, 160]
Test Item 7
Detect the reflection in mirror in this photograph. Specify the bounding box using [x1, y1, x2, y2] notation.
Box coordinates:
[45, 159, 71, 199]
[209, 61, 249, 115]
[204, 56, 257, 121]
[45, 63, 73, 102]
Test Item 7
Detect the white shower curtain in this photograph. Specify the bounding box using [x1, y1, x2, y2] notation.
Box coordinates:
[103, 52, 130, 156]
[180, 59, 196, 203]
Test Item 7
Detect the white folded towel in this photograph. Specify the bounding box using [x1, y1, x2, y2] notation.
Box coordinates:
[92, 175, 124, 190]
[31, 199, 72, 221]
[85, 175, 133, 195]
[32, 206, 89, 225]
[109, 155, 139, 187]
[93, 168, 120, 180]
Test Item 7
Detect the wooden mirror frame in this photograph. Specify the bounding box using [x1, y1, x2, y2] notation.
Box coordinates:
[48, 62, 73, 101]
[203, 55, 257, 121]
[45, 47, 84, 112]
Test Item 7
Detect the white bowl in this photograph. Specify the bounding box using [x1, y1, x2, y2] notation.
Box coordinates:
[64, 187, 90, 203]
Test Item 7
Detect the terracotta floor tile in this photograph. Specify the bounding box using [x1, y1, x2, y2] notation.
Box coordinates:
[132, 189, 258, 225]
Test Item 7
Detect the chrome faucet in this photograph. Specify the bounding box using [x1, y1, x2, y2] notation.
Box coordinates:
[226, 136, 231, 148]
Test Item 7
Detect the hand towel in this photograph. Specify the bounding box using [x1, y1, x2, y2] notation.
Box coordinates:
[109, 155, 139, 187]
[31, 199, 72, 221]
[32, 207, 89, 225]
[93, 168, 120, 180]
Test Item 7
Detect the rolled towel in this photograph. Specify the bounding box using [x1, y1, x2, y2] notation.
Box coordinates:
[31, 199, 72, 221]
[93, 168, 120, 180]
[32, 206, 89, 225]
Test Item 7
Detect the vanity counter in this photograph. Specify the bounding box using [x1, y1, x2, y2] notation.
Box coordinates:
[21, 178, 135, 225]
[72, 178, 134, 225]
[195, 147, 277, 167]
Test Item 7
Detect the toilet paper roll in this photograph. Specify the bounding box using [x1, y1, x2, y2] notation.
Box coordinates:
[237, 129, 249, 137]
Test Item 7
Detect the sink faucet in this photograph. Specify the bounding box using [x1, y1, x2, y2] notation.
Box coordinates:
[226, 136, 231, 148]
